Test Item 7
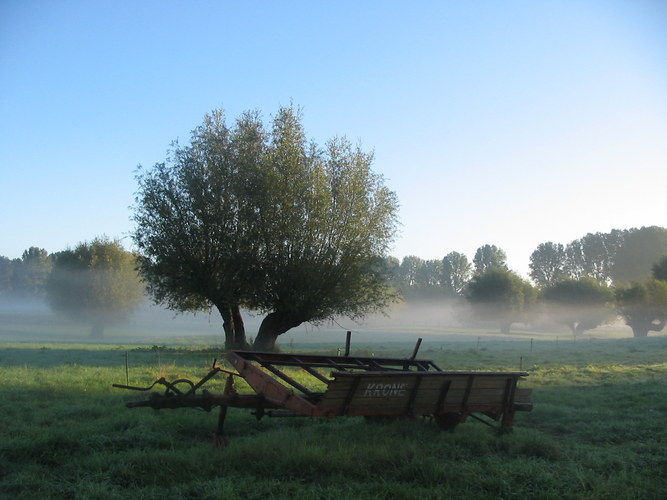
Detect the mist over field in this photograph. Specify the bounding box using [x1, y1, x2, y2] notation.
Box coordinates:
[0, 294, 638, 346]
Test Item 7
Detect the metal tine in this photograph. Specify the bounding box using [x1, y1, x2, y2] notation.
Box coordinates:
[260, 362, 314, 395]
[289, 355, 331, 385]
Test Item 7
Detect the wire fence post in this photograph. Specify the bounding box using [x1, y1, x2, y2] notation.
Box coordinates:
[125, 351, 129, 386]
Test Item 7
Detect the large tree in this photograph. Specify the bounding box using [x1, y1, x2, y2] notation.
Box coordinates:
[46, 237, 144, 338]
[133, 105, 399, 350]
[616, 279, 667, 337]
[541, 277, 615, 335]
[465, 267, 534, 334]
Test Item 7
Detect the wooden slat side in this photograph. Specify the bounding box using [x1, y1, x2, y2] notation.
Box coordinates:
[512, 388, 533, 411]
[317, 372, 519, 415]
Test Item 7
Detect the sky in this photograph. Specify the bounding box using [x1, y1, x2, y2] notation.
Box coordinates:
[1, 0, 666, 278]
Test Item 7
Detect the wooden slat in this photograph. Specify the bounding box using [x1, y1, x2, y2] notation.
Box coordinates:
[316, 371, 526, 417]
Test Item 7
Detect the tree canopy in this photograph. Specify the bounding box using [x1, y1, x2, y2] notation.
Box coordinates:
[616, 279, 667, 337]
[46, 237, 144, 337]
[442, 251, 471, 296]
[465, 267, 534, 334]
[133, 105, 399, 350]
[611, 226, 667, 284]
[473, 244, 507, 275]
[529, 242, 566, 286]
[11, 247, 53, 297]
[652, 255, 667, 281]
[528, 227, 667, 287]
[541, 277, 615, 335]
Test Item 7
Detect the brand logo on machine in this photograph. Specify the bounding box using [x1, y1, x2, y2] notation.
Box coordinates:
[363, 382, 408, 397]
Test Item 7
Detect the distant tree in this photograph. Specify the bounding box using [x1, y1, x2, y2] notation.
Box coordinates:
[611, 226, 667, 284]
[0, 256, 13, 295]
[529, 242, 567, 286]
[541, 277, 615, 335]
[564, 232, 624, 285]
[652, 255, 667, 281]
[46, 237, 144, 338]
[133, 105, 399, 350]
[465, 267, 533, 334]
[384, 255, 401, 284]
[397, 256, 422, 294]
[417, 259, 444, 298]
[441, 251, 471, 295]
[616, 279, 667, 337]
[394, 256, 455, 300]
[473, 244, 507, 275]
[11, 247, 53, 297]
[563, 239, 585, 279]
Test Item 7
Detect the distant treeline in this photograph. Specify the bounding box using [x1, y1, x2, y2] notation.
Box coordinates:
[1, 226, 665, 300]
[1, 226, 666, 338]
[382, 226, 666, 338]
[387, 226, 667, 300]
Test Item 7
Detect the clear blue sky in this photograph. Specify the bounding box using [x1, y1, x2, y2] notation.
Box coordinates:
[2, 0, 666, 277]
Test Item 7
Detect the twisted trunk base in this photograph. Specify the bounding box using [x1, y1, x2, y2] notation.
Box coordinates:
[253, 311, 303, 351]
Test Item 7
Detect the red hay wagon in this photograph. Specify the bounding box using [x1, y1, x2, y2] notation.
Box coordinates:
[114, 339, 532, 447]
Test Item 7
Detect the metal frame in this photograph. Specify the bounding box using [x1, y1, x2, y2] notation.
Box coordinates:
[114, 338, 532, 447]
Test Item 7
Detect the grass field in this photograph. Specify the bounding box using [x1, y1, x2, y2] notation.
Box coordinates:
[0, 325, 666, 499]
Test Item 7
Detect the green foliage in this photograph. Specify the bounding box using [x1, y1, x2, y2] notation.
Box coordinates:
[442, 251, 471, 295]
[616, 279, 667, 337]
[542, 277, 616, 335]
[465, 268, 533, 333]
[654, 255, 667, 281]
[529, 241, 566, 286]
[394, 256, 444, 300]
[133, 105, 399, 350]
[571, 231, 625, 284]
[391, 252, 471, 301]
[530, 230, 624, 285]
[11, 247, 53, 297]
[46, 237, 144, 337]
[612, 226, 667, 284]
[472, 244, 507, 274]
[530, 227, 667, 286]
[0, 256, 13, 295]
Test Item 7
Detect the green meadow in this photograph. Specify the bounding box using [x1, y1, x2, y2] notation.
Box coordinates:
[0, 323, 665, 499]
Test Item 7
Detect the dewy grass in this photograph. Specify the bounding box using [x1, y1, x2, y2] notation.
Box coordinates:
[1, 336, 666, 499]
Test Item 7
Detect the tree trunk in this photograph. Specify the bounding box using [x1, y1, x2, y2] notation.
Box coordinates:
[217, 303, 249, 350]
[231, 305, 250, 349]
[631, 319, 665, 338]
[574, 323, 586, 335]
[253, 311, 302, 351]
